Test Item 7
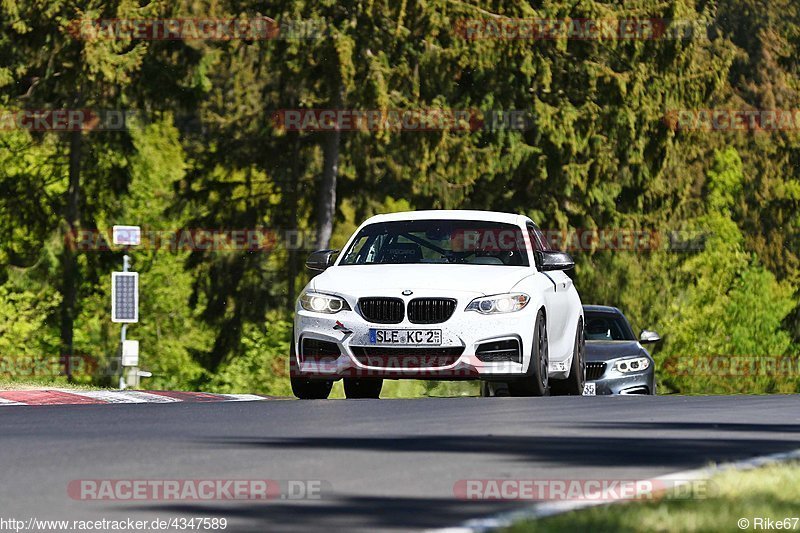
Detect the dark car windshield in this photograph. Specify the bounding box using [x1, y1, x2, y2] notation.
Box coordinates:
[584, 310, 636, 341]
[339, 220, 529, 266]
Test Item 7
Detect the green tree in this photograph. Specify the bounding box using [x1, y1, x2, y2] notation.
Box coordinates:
[659, 149, 796, 393]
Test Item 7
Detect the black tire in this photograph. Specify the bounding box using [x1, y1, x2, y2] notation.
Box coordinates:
[344, 378, 383, 399]
[289, 330, 333, 399]
[291, 377, 334, 399]
[508, 309, 549, 397]
[551, 318, 586, 396]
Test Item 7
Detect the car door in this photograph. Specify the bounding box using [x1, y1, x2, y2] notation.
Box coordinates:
[527, 223, 572, 363]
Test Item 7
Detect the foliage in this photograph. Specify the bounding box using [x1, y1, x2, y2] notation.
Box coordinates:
[0, 0, 797, 395]
[657, 149, 797, 393]
[204, 313, 293, 395]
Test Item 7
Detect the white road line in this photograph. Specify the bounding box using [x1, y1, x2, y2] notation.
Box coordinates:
[59, 390, 182, 403]
[0, 389, 277, 406]
[119, 391, 184, 403]
[0, 397, 25, 406]
[218, 394, 269, 402]
[430, 447, 800, 533]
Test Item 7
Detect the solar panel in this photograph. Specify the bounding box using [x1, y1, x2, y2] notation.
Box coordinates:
[111, 272, 139, 323]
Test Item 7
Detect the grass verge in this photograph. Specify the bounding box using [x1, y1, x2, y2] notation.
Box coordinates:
[0, 377, 102, 391]
[504, 462, 800, 533]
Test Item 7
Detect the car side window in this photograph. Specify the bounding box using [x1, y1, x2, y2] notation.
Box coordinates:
[527, 223, 548, 252]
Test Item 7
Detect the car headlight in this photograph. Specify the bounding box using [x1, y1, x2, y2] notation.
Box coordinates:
[466, 293, 530, 314]
[299, 292, 351, 314]
[614, 357, 651, 373]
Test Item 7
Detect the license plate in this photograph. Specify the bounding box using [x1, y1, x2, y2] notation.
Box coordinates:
[369, 329, 442, 345]
[582, 382, 596, 396]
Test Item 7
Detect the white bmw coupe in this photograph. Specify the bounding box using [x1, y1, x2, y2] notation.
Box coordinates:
[291, 210, 585, 399]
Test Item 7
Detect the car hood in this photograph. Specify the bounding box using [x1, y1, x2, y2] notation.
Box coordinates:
[310, 264, 531, 297]
[585, 340, 647, 362]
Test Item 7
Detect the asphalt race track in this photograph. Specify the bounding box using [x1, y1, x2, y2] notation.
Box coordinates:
[2, 395, 799, 532]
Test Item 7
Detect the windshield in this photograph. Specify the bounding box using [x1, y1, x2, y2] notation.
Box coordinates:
[339, 220, 529, 266]
[584, 311, 636, 341]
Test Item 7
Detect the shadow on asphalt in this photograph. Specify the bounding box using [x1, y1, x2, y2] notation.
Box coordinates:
[129, 430, 800, 531]
[128, 421, 800, 531]
[567, 421, 800, 433]
[200, 432, 800, 468]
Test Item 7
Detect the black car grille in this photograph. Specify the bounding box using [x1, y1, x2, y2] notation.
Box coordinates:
[407, 298, 457, 324]
[358, 297, 405, 324]
[351, 346, 464, 368]
[476, 339, 521, 363]
[300, 338, 341, 363]
[586, 362, 607, 380]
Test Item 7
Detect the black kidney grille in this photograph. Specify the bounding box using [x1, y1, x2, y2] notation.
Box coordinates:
[358, 297, 405, 324]
[407, 298, 457, 324]
[586, 362, 607, 380]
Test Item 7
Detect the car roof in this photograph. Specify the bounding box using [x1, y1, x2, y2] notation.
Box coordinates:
[583, 304, 625, 315]
[363, 210, 527, 225]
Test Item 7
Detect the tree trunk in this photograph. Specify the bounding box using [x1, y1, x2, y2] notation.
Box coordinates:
[60, 129, 82, 379]
[287, 134, 301, 309]
[315, 83, 343, 249]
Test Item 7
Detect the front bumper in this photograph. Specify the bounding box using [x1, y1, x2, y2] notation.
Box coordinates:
[292, 297, 537, 380]
[587, 361, 655, 395]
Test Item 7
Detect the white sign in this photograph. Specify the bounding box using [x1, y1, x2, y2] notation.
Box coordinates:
[112, 225, 141, 246]
[121, 340, 139, 367]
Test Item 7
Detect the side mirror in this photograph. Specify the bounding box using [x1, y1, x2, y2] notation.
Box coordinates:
[536, 250, 575, 271]
[639, 330, 661, 344]
[306, 249, 339, 272]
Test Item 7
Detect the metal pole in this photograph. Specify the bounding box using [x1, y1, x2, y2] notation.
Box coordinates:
[118, 324, 127, 389]
[119, 253, 130, 390]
